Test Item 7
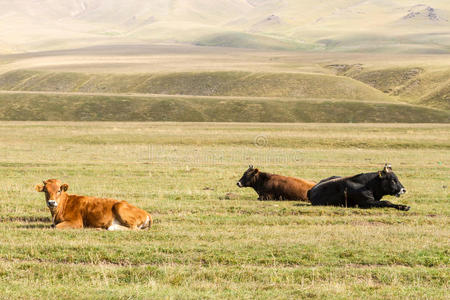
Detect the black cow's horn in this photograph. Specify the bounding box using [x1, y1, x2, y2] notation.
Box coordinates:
[384, 163, 392, 172]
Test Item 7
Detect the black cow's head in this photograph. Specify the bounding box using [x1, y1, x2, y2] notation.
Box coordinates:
[378, 164, 406, 197]
[237, 165, 259, 188]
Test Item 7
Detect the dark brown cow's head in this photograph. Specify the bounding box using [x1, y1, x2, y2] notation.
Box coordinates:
[35, 179, 69, 209]
[237, 165, 259, 188]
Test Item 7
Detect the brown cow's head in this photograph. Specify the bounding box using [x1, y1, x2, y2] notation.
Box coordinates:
[237, 165, 259, 188]
[378, 164, 406, 197]
[35, 179, 69, 209]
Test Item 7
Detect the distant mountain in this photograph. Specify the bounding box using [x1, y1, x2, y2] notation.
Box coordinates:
[0, 0, 449, 53]
[401, 5, 448, 22]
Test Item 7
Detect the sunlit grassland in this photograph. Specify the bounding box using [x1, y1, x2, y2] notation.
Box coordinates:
[0, 122, 448, 299]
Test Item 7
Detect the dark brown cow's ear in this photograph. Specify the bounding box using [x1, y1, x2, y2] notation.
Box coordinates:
[253, 168, 259, 174]
[60, 184, 69, 192]
[378, 171, 385, 178]
[35, 184, 44, 192]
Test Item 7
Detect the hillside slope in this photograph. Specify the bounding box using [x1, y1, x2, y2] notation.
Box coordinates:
[0, 92, 447, 123]
[420, 80, 450, 110]
[0, 70, 392, 100]
[328, 64, 450, 110]
[0, 47, 448, 122]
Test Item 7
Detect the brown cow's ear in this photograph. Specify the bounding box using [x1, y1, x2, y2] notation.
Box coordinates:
[35, 184, 44, 192]
[253, 168, 259, 174]
[60, 184, 69, 192]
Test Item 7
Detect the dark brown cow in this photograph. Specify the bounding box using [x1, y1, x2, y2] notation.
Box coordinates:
[35, 179, 152, 230]
[237, 166, 316, 201]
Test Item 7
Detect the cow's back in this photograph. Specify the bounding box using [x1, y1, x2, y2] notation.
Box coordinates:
[309, 173, 375, 206]
[308, 179, 346, 206]
[266, 174, 315, 201]
[68, 195, 119, 228]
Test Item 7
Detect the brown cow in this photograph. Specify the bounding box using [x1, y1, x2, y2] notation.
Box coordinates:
[237, 166, 316, 201]
[35, 179, 152, 230]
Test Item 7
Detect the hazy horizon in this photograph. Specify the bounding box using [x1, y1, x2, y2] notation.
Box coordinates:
[1, 0, 449, 54]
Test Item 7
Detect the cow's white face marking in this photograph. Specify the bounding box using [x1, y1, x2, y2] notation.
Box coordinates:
[47, 200, 58, 208]
[396, 188, 407, 197]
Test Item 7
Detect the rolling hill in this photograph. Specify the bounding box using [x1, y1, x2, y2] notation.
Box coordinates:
[0, 45, 448, 122]
[0, 69, 392, 100]
[327, 64, 450, 110]
[0, 92, 448, 123]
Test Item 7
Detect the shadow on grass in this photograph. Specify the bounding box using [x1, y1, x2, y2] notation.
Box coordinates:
[1, 216, 52, 229]
[0, 216, 51, 223]
[17, 223, 51, 229]
[292, 203, 311, 207]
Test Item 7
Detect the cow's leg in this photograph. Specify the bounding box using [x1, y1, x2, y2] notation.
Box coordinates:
[347, 188, 410, 211]
[362, 199, 410, 211]
[107, 218, 129, 231]
[54, 221, 82, 229]
[259, 194, 275, 201]
[257, 194, 265, 201]
[112, 201, 150, 230]
[139, 214, 153, 229]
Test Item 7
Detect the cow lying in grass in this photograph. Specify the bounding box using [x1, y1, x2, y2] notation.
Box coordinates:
[35, 179, 153, 230]
[237, 165, 316, 201]
[307, 164, 410, 211]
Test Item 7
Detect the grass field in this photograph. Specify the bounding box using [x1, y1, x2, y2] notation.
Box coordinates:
[0, 122, 448, 299]
[1, 2, 449, 299]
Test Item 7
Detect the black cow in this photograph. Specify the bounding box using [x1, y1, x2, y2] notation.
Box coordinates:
[307, 164, 410, 211]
